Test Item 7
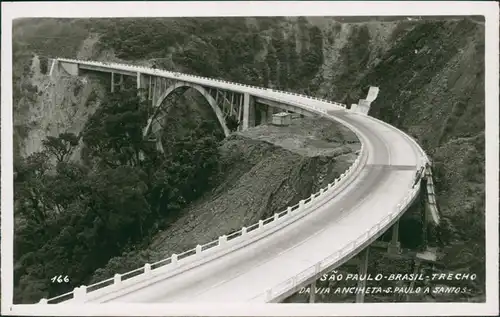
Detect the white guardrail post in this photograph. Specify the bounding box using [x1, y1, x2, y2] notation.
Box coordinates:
[113, 274, 121, 287]
[218, 235, 227, 246]
[73, 286, 87, 302]
[144, 263, 152, 276]
[298, 200, 305, 210]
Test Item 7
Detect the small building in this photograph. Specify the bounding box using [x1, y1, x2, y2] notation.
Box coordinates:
[272, 112, 292, 126]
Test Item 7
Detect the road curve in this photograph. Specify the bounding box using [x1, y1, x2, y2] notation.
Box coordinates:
[51, 59, 424, 303]
[89, 112, 420, 303]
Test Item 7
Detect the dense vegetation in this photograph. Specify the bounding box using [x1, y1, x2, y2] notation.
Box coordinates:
[347, 19, 486, 295]
[13, 89, 222, 303]
[14, 17, 325, 92]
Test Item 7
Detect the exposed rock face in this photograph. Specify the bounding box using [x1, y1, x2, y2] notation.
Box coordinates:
[13, 55, 105, 160]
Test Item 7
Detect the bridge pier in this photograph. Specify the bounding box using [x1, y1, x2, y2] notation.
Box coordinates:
[387, 220, 401, 255]
[160, 78, 165, 94]
[267, 106, 275, 120]
[148, 76, 153, 101]
[118, 74, 124, 91]
[137, 72, 148, 100]
[260, 107, 268, 124]
[230, 93, 235, 116]
[309, 280, 316, 303]
[152, 77, 157, 106]
[111, 72, 125, 93]
[242, 93, 256, 130]
[154, 77, 162, 106]
[356, 247, 370, 303]
[237, 95, 244, 130]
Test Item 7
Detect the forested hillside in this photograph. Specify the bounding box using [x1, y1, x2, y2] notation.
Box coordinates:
[13, 88, 222, 302]
[12, 16, 485, 303]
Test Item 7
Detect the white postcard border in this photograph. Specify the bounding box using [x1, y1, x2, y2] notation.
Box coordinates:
[1, 1, 498, 316]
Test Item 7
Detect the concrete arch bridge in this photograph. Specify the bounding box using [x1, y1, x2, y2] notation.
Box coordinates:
[53, 59, 321, 147]
[38, 58, 440, 304]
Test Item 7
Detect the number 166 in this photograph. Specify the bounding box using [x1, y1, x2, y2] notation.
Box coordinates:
[51, 275, 69, 283]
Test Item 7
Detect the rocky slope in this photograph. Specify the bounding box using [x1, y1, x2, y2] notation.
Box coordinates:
[337, 19, 486, 298]
[13, 55, 105, 160]
[12, 16, 485, 302]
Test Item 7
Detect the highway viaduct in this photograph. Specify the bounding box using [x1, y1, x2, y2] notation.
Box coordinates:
[38, 57, 441, 304]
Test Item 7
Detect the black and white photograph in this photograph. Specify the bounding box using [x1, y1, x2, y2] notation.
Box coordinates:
[1, 1, 498, 316]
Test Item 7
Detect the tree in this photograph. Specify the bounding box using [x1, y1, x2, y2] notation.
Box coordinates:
[82, 89, 151, 168]
[84, 165, 151, 246]
[44, 161, 89, 213]
[42, 132, 79, 163]
[225, 115, 239, 132]
[39, 57, 49, 74]
[15, 152, 53, 225]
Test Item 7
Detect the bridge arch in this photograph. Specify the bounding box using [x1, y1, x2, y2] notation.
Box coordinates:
[143, 81, 231, 138]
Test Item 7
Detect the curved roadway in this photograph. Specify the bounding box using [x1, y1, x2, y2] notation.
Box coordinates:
[55, 59, 423, 303]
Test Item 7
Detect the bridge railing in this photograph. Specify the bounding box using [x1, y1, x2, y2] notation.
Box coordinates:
[258, 113, 431, 302]
[40, 117, 365, 304]
[56, 58, 347, 111]
[261, 180, 422, 302]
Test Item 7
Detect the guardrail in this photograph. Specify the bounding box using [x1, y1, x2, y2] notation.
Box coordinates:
[41, 58, 425, 304]
[423, 164, 440, 225]
[252, 112, 431, 302]
[55, 58, 347, 111]
[261, 181, 422, 302]
[41, 58, 364, 304]
[256, 113, 431, 302]
[365, 114, 428, 166]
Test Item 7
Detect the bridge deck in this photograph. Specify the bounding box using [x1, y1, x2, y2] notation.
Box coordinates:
[51, 59, 423, 303]
[78, 63, 138, 76]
